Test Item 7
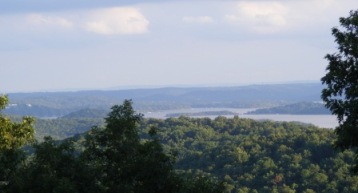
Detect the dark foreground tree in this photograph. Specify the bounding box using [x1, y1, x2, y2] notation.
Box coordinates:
[6, 137, 82, 193]
[321, 10, 358, 172]
[82, 100, 181, 193]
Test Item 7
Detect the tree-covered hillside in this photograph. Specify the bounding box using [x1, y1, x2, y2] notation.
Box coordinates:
[24, 112, 358, 193]
[139, 117, 357, 192]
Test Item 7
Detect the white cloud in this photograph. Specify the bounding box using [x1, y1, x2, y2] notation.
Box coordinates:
[26, 13, 73, 28]
[84, 7, 149, 35]
[0, 6, 149, 36]
[223, 0, 358, 34]
[225, 1, 288, 33]
[182, 16, 214, 24]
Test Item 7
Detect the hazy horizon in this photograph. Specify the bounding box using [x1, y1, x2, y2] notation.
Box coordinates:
[1, 0, 357, 93]
[4, 80, 322, 94]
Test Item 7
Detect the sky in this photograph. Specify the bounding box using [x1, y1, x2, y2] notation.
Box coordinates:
[0, 0, 357, 93]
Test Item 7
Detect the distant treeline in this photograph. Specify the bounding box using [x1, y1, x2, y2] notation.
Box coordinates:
[5, 83, 324, 117]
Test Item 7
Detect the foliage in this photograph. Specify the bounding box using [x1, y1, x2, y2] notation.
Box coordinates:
[4, 100, 223, 193]
[140, 116, 358, 192]
[0, 95, 35, 150]
[0, 95, 9, 110]
[8, 115, 104, 141]
[321, 10, 358, 171]
[34, 117, 104, 140]
[0, 95, 35, 191]
[6, 137, 82, 193]
[81, 99, 175, 193]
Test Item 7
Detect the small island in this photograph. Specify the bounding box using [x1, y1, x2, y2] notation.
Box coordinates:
[246, 102, 331, 115]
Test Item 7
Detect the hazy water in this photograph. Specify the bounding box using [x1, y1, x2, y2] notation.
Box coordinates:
[142, 108, 338, 129]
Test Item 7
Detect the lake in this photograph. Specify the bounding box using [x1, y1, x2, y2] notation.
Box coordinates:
[141, 108, 338, 129]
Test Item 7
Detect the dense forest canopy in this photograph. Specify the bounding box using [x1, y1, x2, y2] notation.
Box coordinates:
[138, 116, 358, 192]
[4, 105, 358, 192]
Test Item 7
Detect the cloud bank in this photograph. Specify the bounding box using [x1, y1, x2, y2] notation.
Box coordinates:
[225, 2, 288, 33]
[1, 6, 149, 36]
[84, 7, 149, 35]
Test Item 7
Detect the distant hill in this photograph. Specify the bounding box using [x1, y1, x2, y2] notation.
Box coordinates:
[4, 104, 71, 117]
[247, 102, 331, 115]
[5, 83, 324, 117]
[61, 108, 108, 119]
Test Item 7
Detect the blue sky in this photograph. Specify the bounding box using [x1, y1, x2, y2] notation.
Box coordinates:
[1, 0, 357, 92]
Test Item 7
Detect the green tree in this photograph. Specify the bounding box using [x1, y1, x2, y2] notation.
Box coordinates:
[6, 137, 81, 193]
[82, 100, 180, 193]
[0, 95, 35, 190]
[179, 175, 223, 193]
[321, 10, 358, 172]
[0, 95, 35, 151]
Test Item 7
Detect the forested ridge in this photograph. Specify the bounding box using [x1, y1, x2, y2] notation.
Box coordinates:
[8, 114, 357, 192]
[138, 116, 358, 192]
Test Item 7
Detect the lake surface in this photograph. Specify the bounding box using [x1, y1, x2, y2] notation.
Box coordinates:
[141, 108, 338, 129]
